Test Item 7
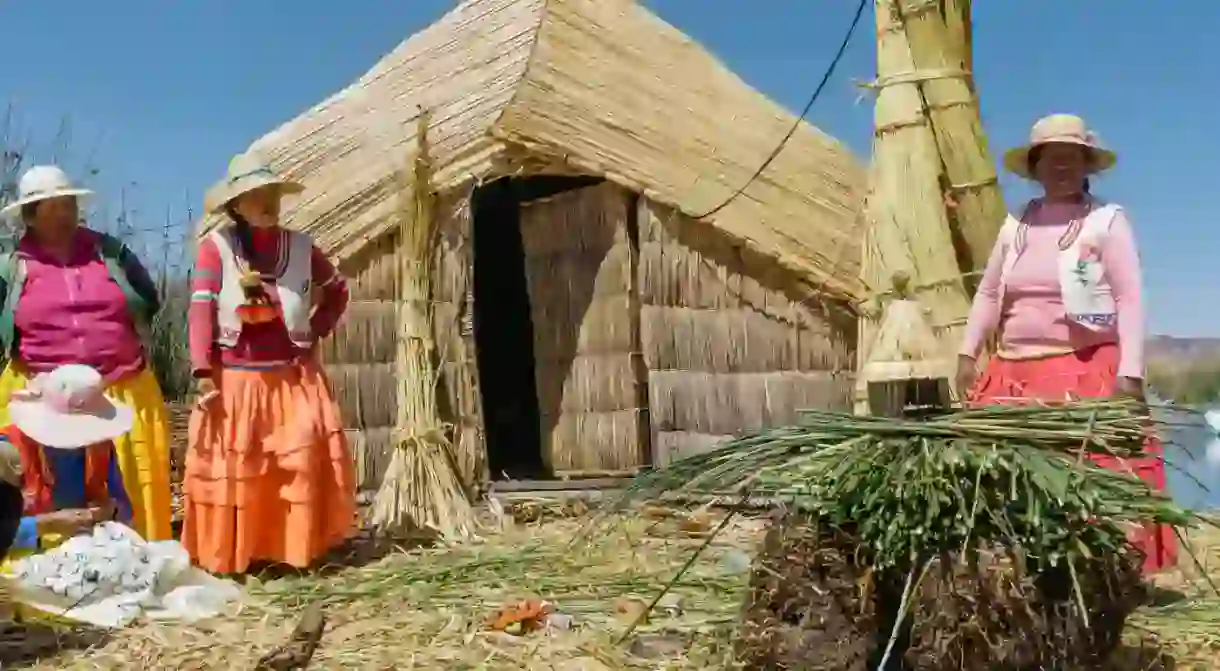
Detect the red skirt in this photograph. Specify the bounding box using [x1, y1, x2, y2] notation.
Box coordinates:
[968, 343, 1177, 573]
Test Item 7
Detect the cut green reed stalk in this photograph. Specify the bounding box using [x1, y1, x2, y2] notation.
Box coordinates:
[589, 399, 1204, 574]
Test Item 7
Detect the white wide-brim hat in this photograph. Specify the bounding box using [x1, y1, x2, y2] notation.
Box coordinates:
[1003, 114, 1117, 179]
[0, 165, 93, 218]
[9, 365, 133, 449]
[204, 151, 304, 215]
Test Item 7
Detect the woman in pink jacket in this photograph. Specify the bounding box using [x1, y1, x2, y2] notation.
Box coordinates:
[957, 114, 1175, 572]
[0, 166, 171, 543]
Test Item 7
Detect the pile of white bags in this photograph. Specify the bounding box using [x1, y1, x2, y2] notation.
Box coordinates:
[7, 522, 241, 628]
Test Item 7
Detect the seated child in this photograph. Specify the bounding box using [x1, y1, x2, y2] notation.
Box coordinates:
[2, 364, 133, 558]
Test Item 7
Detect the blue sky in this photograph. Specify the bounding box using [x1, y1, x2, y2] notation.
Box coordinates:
[3, 1, 1216, 336]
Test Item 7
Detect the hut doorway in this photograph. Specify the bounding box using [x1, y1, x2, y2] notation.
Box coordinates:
[471, 175, 603, 480]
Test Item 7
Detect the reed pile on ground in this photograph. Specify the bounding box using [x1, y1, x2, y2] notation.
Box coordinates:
[607, 400, 1201, 669]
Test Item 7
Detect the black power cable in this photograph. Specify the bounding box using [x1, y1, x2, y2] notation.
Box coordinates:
[693, 0, 870, 220]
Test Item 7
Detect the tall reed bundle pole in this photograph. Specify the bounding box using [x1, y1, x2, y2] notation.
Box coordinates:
[371, 110, 477, 539]
[898, 0, 1004, 277]
[855, 0, 970, 412]
[855, 0, 1002, 413]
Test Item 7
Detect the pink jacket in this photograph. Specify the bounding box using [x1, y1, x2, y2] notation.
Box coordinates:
[959, 199, 1146, 379]
[13, 229, 147, 382]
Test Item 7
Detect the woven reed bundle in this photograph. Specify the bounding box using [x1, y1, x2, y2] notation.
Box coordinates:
[371, 111, 476, 539]
[855, 0, 1006, 413]
[861, 272, 954, 415]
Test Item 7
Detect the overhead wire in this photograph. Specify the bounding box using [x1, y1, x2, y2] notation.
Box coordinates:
[693, 0, 870, 220]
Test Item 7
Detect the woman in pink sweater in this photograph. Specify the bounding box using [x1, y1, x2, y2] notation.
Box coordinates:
[958, 114, 1174, 572]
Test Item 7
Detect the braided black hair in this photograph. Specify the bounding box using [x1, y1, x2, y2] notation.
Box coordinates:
[222, 204, 267, 300]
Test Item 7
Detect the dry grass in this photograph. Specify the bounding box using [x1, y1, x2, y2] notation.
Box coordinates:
[9, 508, 1220, 669]
[17, 510, 760, 670]
[1124, 524, 1220, 667]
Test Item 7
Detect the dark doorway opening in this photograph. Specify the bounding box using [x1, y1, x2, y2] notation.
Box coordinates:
[471, 175, 603, 480]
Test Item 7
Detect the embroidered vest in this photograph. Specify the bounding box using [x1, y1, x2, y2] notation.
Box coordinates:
[4, 426, 112, 516]
[210, 228, 313, 348]
[997, 199, 1120, 333]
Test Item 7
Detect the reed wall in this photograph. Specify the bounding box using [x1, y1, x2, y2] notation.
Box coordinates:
[432, 195, 487, 489]
[326, 184, 857, 489]
[636, 201, 857, 465]
[323, 194, 485, 493]
[519, 182, 649, 474]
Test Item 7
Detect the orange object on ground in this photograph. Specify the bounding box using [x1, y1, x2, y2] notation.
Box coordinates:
[181, 361, 356, 574]
[968, 342, 1177, 574]
[489, 599, 552, 633]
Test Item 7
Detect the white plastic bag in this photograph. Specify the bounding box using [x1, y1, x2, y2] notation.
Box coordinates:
[8, 522, 241, 628]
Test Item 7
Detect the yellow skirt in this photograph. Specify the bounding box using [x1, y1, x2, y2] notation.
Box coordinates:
[0, 365, 173, 542]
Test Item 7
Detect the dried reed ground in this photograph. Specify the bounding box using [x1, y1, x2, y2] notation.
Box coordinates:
[15, 511, 1220, 669]
[24, 509, 760, 670]
[1125, 524, 1220, 667]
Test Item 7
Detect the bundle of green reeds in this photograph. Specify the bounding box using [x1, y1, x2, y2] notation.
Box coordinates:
[617, 399, 1196, 571]
[604, 399, 1200, 669]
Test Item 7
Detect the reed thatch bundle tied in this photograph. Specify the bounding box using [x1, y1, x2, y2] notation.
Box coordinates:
[861, 272, 955, 416]
[608, 399, 1202, 668]
[855, 0, 1007, 414]
[861, 272, 951, 384]
[371, 110, 477, 539]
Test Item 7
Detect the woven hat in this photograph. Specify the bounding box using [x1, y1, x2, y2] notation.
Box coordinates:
[9, 365, 133, 449]
[204, 152, 303, 214]
[1003, 114, 1116, 179]
[0, 165, 92, 218]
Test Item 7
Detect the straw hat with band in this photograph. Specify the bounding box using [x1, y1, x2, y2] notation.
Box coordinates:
[9, 365, 134, 449]
[204, 152, 304, 215]
[1003, 114, 1116, 179]
[0, 166, 93, 218]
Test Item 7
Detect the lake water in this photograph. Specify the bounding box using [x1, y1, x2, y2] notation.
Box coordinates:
[1155, 401, 1219, 510]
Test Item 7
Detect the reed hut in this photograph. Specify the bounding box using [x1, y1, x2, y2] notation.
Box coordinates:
[202, 0, 867, 493]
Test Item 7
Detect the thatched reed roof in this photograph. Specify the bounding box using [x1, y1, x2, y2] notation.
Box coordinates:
[202, 0, 868, 301]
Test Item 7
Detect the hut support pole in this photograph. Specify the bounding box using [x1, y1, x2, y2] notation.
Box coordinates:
[897, 0, 1005, 279]
[855, 0, 974, 412]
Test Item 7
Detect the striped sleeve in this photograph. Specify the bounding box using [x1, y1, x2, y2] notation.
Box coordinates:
[309, 245, 349, 340]
[188, 238, 222, 376]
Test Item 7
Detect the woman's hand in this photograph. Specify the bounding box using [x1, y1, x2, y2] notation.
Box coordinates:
[1115, 376, 1145, 400]
[36, 509, 96, 537]
[89, 500, 117, 524]
[955, 355, 979, 400]
[195, 375, 219, 409]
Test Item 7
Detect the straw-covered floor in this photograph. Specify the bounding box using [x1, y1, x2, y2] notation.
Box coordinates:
[1123, 524, 1220, 668]
[7, 506, 1220, 668]
[14, 507, 759, 670]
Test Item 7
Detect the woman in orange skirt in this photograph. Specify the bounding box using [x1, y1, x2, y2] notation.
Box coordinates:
[182, 152, 355, 574]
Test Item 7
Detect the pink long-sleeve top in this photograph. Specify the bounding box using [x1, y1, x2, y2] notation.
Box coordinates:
[959, 199, 1146, 379]
[12, 228, 151, 383]
[188, 226, 348, 376]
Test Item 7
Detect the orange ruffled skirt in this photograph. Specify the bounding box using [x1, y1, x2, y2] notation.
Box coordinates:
[181, 362, 356, 574]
